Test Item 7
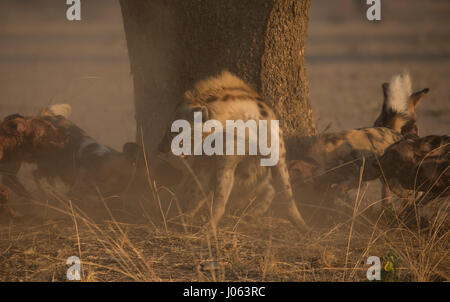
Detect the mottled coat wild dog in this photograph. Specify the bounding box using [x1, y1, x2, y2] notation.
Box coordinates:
[158, 71, 308, 232]
[373, 74, 429, 201]
[289, 73, 429, 197]
[36, 105, 141, 196]
[38, 105, 180, 197]
[377, 135, 449, 200]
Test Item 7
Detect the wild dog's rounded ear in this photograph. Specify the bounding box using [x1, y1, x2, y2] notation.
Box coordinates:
[122, 142, 140, 160]
[409, 88, 429, 107]
[382, 83, 390, 99]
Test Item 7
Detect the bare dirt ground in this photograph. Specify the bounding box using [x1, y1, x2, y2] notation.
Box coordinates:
[0, 0, 448, 281]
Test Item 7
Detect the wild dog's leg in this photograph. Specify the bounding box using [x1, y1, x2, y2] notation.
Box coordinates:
[0, 184, 14, 217]
[250, 180, 275, 217]
[1, 161, 31, 198]
[271, 139, 309, 232]
[210, 156, 241, 231]
[68, 168, 95, 197]
[3, 174, 30, 198]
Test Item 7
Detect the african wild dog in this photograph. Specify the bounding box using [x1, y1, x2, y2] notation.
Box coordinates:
[289, 72, 429, 200]
[33, 105, 142, 197]
[157, 71, 309, 232]
[377, 135, 449, 200]
[373, 73, 429, 201]
[376, 135, 449, 224]
[36, 105, 180, 197]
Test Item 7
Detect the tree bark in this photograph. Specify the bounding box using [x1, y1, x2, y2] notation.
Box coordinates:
[119, 0, 315, 154]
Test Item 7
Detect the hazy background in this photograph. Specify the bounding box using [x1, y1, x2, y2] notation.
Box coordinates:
[0, 0, 134, 149]
[0, 0, 448, 151]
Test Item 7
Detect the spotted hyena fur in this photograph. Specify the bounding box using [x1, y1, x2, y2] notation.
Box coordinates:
[158, 71, 308, 232]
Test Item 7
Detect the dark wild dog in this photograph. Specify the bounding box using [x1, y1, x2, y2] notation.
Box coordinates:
[376, 135, 449, 224]
[377, 135, 449, 200]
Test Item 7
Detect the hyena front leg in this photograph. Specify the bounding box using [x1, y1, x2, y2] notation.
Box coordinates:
[271, 140, 309, 232]
[210, 156, 241, 231]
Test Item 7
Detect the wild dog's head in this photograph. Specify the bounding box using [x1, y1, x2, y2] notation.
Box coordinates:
[374, 72, 429, 136]
[1, 114, 29, 137]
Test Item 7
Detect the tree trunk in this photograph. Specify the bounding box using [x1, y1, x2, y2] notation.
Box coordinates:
[119, 0, 315, 155]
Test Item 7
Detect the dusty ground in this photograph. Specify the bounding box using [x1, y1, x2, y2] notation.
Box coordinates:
[0, 0, 448, 281]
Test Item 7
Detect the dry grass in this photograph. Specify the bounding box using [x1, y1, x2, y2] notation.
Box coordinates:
[0, 0, 448, 282]
[0, 161, 447, 282]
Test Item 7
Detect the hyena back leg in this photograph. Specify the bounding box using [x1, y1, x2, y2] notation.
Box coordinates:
[210, 157, 240, 231]
[271, 149, 309, 232]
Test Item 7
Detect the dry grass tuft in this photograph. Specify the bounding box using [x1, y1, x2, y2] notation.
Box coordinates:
[0, 159, 448, 282]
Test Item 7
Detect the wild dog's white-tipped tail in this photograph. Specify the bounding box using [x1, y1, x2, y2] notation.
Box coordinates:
[41, 104, 72, 118]
[386, 72, 412, 113]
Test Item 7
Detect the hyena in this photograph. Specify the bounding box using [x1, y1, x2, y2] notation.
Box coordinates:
[289, 72, 429, 199]
[158, 71, 309, 232]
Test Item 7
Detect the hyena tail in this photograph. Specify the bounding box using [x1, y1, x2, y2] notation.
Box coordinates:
[40, 104, 72, 118]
